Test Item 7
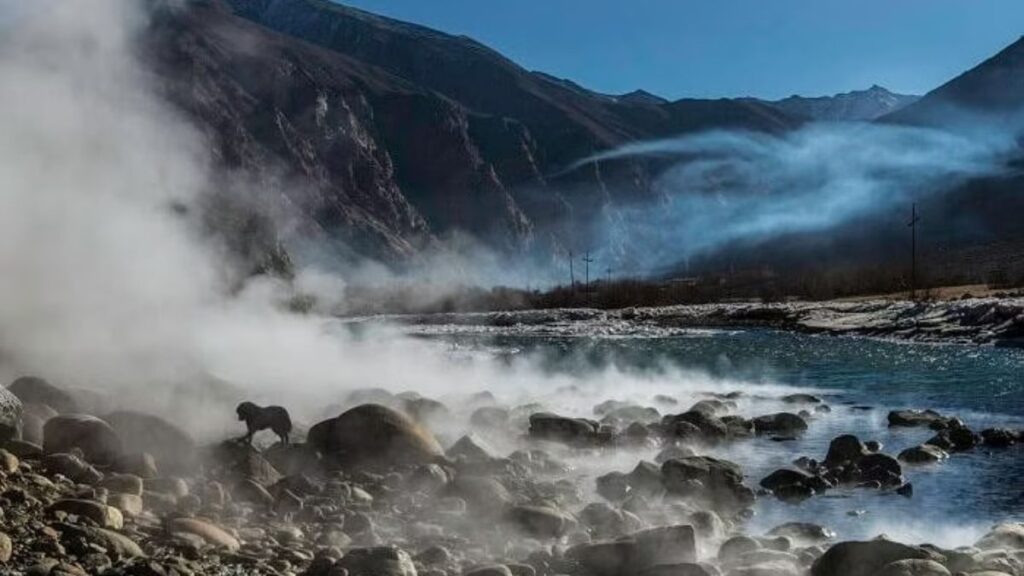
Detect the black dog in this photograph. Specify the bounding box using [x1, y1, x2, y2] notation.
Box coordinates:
[236, 401, 292, 445]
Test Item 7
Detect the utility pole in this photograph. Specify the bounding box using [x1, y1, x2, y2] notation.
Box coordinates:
[606, 266, 612, 285]
[582, 251, 594, 294]
[908, 203, 921, 300]
[568, 250, 575, 289]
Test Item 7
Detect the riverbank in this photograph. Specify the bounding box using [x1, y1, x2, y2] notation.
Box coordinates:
[374, 297, 1024, 346]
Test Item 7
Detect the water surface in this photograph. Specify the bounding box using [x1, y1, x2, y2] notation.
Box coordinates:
[426, 328, 1024, 545]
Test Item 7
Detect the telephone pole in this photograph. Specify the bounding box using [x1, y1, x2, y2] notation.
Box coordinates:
[582, 251, 594, 292]
[568, 250, 575, 288]
[908, 203, 921, 300]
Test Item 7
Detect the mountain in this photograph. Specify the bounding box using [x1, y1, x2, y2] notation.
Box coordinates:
[691, 39, 1024, 285]
[143, 0, 797, 266]
[766, 85, 919, 122]
[883, 36, 1024, 125]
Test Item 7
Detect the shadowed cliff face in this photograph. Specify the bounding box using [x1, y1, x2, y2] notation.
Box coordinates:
[142, 1, 1023, 282]
[140, 0, 797, 268]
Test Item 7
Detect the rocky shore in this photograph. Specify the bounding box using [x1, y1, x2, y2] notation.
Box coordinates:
[0, 374, 1022, 576]
[384, 297, 1024, 346]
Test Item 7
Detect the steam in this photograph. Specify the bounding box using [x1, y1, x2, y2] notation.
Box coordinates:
[0, 0, 763, 437]
[574, 122, 1019, 274]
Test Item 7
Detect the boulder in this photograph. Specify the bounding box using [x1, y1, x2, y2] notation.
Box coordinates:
[0, 532, 10, 563]
[856, 453, 903, 487]
[0, 388, 23, 443]
[655, 445, 696, 464]
[823, 435, 869, 467]
[569, 541, 634, 576]
[447, 476, 511, 515]
[688, 399, 732, 416]
[601, 404, 661, 424]
[465, 566, 513, 576]
[632, 525, 698, 568]
[639, 563, 716, 576]
[7, 376, 77, 414]
[402, 396, 449, 424]
[981, 428, 1020, 448]
[99, 474, 144, 496]
[782, 394, 822, 404]
[49, 499, 124, 529]
[505, 505, 573, 538]
[662, 456, 754, 513]
[719, 536, 762, 561]
[811, 540, 935, 576]
[207, 441, 283, 486]
[102, 411, 197, 473]
[975, 523, 1024, 551]
[336, 546, 417, 576]
[446, 434, 494, 461]
[308, 404, 442, 470]
[579, 503, 634, 538]
[767, 522, 835, 545]
[665, 411, 729, 443]
[888, 410, 949, 428]
[528, 412, 599, 444]
[4, 439, 42, 459]
[114, 452, 159, 479]
[53, 523, 144, 559]
[263, 443, 322, 476]
[166, 518, 240, 551]
[19, 402, 57, 445]
[469, 406, 509, 429]
[898, 445, 948, 464]
[43, 414, 122, 465]
[43, 453, 102, 484]
[876, 559, 950, 576]
[760, 469, 814, 491]
[752, 413, 808, 436]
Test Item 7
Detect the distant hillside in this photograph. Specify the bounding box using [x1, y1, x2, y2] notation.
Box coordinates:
[884, 35, 1024, 125]
[160, 0, 796, 263]
[142, 1, 1024, 289]
[766, 85, 919, 121]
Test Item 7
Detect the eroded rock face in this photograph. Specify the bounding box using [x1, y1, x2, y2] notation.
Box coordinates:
[308, 404, 442, 470]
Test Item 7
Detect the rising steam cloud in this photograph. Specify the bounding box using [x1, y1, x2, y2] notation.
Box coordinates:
[0, 0, 712, 438]
[577, 121, 1019, 274]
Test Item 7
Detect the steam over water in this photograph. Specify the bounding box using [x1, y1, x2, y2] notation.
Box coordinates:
[415, 327, 1024, 546]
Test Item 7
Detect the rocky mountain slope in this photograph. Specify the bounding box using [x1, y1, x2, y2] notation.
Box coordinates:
[146, 0, 797, 264]
[766, 85, 918, 121]
[884, 35, 1024, 125]
[147, 1, 1024, 283]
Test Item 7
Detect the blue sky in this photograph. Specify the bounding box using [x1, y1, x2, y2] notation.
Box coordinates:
[339, 0, 1023, 100]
